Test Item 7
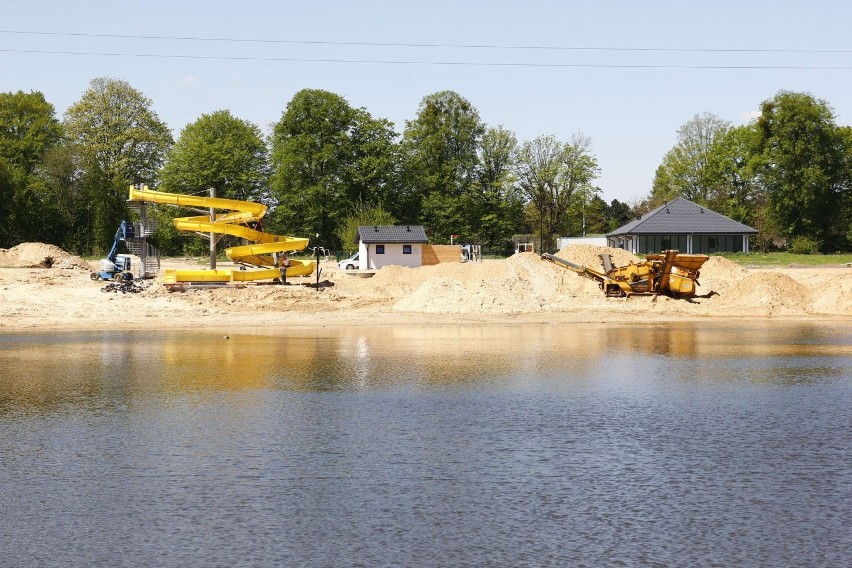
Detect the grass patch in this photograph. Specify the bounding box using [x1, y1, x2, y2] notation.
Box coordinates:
[717, 251, 852, 267]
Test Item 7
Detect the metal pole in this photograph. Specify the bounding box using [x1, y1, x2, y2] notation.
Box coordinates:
[209, 187, 216, 270]
[139, 201, 147, 278]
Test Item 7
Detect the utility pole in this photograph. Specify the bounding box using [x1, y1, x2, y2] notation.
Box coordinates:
[209, 187, 216, 270]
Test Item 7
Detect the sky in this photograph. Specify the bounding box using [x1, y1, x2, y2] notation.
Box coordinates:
[3, 1, 852, 205]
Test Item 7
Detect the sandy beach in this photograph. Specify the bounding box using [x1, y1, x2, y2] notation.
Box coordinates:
[0, 242, 850, 331]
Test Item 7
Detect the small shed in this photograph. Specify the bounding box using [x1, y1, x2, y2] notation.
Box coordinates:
[357, 225, 429, 269]
[607, 198, 757, 254]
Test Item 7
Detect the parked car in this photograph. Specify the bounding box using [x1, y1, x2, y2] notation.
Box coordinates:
[338, 253, 359, 270]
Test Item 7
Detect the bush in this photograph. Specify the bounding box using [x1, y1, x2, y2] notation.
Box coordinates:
[788, 235, 821, 255]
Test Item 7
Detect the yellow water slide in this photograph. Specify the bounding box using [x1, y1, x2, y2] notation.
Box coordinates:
[128, 185, 315, 284]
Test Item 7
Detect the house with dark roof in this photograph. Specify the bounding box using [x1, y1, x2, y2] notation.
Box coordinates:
[356, 225, 429, 269]
[606, 198, 757, 254]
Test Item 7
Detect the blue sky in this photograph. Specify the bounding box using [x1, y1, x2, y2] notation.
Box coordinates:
[3, 1, 851, 204]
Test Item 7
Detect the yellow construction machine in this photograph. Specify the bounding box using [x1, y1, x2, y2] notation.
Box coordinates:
[542, 249, 709, 298]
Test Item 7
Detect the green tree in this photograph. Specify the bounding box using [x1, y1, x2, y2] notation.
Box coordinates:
[755, 91, 850, 251]
[0, 91, 63, 174]
[270, 89, 398, 249]
[514, 135, 563, 251]
[561, 134, 600, 236]
[604, 199, 633, 232]
[64, 77, 172, 252]
[652, 112, 732, 207]
[473, 126, 523, 247]
[401, 90, 485, 240]
[0, 91, 64, 246]
[161, 110, 269, 201]
[336, 201, 398, 253]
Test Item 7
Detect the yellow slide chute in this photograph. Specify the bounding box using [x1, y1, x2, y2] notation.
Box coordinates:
[129, 185, 315, 284]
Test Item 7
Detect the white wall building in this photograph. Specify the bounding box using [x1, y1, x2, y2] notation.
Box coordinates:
[356, 225, 429, 270]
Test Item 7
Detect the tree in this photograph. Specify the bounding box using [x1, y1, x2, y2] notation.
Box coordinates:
[401, 91, 485, 240]
[755, 91, 850, 251]
[604, 199, 633, 232]
[514, 133, 600, 250]
[474, 126, 524, 247]
[560, 133, 600, 236]
[161, 110, 269, 201]
[269, 89, 399, 249]
[336, 201, 398, 253]
[0, 91, 63, 174]
[0, 91, 64, 246]
[652, 112, 733, 206]
[64, 77, 172, 185]
[514, 135, 563, 251]
[64, 77, 172, 252]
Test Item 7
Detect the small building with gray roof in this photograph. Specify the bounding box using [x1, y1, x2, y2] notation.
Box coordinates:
[357, 225, 429, 269]
[606, 198, 757, 254]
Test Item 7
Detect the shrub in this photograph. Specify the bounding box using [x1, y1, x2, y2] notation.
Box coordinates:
[788, 235, 821, 255]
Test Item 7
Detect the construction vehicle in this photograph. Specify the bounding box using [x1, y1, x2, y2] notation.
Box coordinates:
[542, 249, 709, 298]
[90, 220, 135, 281]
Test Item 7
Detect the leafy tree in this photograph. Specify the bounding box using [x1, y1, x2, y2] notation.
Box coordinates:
[336, 201, 398, 253]
[755, 91, 850, 251]
[401, 91, 484, 239]
[515, 133, 600, 250]
[474, 126, 523, 247]
[269, 89, 398, 249]
[652, 112, 732, 206]
[0, 91, 64, 247]
[0, 91, 63, 174]
[514, 135, 563, 251]
[561, 133, 600, 236]
[714, 123, 762, 224]
[64, 77, 172, 185]
[160, 110, 269, 201]
[604, 199, 633, 232]
[64, 77, 172, 252]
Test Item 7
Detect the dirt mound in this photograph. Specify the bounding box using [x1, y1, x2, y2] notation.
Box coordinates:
[716, 272, 811, 316]
[0, 243, 80, 268]
[700, 255, 748, 280]
[554, 244, 640, 272]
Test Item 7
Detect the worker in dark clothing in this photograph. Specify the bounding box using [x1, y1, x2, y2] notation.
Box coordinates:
[279, 254, 291, 285]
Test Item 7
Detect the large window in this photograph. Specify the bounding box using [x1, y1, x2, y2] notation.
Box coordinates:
[637, 235, 688, 254]
[694, 234, 743, 253]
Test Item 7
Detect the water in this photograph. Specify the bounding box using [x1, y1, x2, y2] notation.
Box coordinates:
[0, 322, 849, 567]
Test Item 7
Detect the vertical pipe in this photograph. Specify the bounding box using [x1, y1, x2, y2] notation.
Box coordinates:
[209, 187, 216, 270]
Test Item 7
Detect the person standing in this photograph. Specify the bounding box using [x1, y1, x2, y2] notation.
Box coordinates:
[279, 254, 291, 285]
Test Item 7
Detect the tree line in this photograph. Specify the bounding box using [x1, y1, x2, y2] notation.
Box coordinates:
[0, 78, 849, 257]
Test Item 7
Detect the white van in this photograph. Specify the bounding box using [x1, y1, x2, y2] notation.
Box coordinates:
[338, 253, 359, 270]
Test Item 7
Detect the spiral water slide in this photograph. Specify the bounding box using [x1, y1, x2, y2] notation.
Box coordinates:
[129, 185, 315, 284]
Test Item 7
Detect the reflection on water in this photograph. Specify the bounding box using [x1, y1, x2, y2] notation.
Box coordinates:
[0, 322, 849, 566]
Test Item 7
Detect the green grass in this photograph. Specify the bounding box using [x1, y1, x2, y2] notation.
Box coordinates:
[717, 251, 852, 267]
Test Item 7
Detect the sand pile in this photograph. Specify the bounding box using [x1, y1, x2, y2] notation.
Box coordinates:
[0, 243, 89, 269]
[552, 244, 639, 272]
[391, 252, 610, 315]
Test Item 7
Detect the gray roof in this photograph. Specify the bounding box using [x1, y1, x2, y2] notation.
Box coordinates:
[608, 198, 757, 236]
[357, 225, 428, 244]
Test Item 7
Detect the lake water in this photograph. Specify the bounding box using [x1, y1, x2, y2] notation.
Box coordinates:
[0, 322, 849, 567]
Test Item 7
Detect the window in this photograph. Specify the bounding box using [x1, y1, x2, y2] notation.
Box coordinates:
[376, 245, 385, 254]
[403, 245, 412, 254]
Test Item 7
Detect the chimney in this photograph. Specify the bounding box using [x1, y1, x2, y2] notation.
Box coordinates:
[406, 225, 411, 232]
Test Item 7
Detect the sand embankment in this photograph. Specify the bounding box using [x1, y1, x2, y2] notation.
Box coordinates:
[0, 242, 849, 331]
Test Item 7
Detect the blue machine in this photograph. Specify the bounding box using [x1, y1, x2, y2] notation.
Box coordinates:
[90, 220, 135, 281]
